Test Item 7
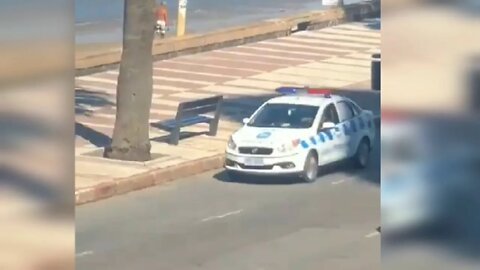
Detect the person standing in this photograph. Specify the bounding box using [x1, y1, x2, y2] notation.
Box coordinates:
[155, 1, 169, 37]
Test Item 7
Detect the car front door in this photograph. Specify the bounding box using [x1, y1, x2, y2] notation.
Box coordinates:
[316, 103, 341, 164]
[336, 100, 359, 159]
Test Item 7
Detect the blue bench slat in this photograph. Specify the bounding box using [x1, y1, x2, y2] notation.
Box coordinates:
[159, 115, 212, 129]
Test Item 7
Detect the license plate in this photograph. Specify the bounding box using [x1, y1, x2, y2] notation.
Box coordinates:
[244, 157, 264, 166]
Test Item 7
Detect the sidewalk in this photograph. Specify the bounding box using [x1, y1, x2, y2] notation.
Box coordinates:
[75, 19, 381, 205]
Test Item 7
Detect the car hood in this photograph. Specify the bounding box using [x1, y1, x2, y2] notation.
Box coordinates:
[232, 126, 312, 147]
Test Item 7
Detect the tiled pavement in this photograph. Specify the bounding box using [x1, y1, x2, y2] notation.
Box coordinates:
[75, 18, 380, 196]
[75, 18, 380, 157]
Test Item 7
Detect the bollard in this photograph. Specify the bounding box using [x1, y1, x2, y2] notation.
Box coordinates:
[177, 0, 187, 37]
[371, 53, 381, 91]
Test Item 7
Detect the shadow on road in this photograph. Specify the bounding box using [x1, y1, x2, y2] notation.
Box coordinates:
[214, 170, 305, 185]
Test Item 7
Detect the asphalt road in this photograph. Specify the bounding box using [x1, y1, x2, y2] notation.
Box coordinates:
[76, 129, 380, 270]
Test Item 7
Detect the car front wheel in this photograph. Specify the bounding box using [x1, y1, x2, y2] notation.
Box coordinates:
[301, 152, 319, 183]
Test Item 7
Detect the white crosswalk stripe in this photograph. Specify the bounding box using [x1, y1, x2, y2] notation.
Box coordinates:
[274, 66, 369, 81]
[279, 36, 375, 49]
[322, 57, 372, 67]
[212, 50, 311, 62]
[153, 67, 241, 79]
[163, 59, 265, 73]
[299, 62, 370, 74]
[319, 27, 380, 38]
[294, 31, 380, 44]
[241, 44, 332, 57]
[259, 40, 357, 53]
[200, 84, 272, 95]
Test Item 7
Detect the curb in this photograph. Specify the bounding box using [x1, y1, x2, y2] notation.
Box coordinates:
[75, 2, 380, 75]
[75, 154, 225, 205]
[76, 118, 380, 206]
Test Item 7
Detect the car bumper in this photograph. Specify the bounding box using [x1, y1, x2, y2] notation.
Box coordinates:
[224, 151, 305, 175]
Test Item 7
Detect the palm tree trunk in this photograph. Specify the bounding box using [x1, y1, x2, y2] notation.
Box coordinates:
[104, 0, 155, 161]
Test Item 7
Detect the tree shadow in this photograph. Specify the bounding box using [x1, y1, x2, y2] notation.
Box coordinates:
[75, 88, 115, 117]
[75, 87, 115, 147]
[75, 122, 111, 147]
[220, 88, 379, 124]
[220, 95, 277, 123]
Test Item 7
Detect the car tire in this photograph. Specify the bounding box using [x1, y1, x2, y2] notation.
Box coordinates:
[301, 151, 319, 183]
[353, 138, 370, 169]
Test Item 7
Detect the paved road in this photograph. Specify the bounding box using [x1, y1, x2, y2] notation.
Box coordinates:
[76, 128, 380, 270]
[75, 0, 365, 45]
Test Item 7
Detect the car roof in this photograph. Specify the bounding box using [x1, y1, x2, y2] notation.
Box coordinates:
[266, 94, 343, 107]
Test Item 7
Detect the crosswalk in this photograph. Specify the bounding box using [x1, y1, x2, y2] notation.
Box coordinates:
[75, 18, 380, 155]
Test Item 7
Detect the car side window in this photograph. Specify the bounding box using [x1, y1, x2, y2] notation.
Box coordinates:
[336, 101, 355, 122]
[318, 104, 340, 131]
[346, 101, 361, 116]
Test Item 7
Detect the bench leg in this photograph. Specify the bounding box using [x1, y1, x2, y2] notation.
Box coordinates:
[170, 127, 180, 145]
[208, 119, 219, 136]
[209, 98, 223, 136]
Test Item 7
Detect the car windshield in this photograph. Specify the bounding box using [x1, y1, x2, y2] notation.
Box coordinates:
[247, 103, 319, 129]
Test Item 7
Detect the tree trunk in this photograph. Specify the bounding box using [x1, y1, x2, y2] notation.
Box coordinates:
[104, 0, 155, 161]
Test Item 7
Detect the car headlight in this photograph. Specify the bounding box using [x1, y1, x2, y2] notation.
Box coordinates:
[227, 136, 237, 150]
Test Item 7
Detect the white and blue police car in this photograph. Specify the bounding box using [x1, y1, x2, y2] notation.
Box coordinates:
[225, 87, 376, 182]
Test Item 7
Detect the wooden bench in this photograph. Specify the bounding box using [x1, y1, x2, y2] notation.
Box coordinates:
[153, 95, 223, 145]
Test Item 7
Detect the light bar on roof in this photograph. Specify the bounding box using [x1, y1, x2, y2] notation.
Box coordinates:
[307, 88, 332, 97]
[275, 86, 306, 95]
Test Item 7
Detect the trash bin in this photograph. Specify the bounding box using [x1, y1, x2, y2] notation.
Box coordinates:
[469, 56, 480, 113]
[371, 53, 381, 91]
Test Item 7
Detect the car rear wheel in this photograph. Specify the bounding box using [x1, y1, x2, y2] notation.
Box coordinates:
[353, 138, 370, 169]
[301, 152, 318, 183]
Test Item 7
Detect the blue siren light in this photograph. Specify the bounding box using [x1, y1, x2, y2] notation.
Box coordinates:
[275, 86, 306, 95]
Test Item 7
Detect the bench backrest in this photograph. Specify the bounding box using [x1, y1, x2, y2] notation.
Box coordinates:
[175, 95, 223, 120]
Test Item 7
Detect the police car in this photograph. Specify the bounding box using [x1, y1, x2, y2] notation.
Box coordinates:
[225, 87, 376, 182]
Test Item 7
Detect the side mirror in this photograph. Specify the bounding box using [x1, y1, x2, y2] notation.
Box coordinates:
[322, 121, 335, 129]
[242, 118, 249, 125]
